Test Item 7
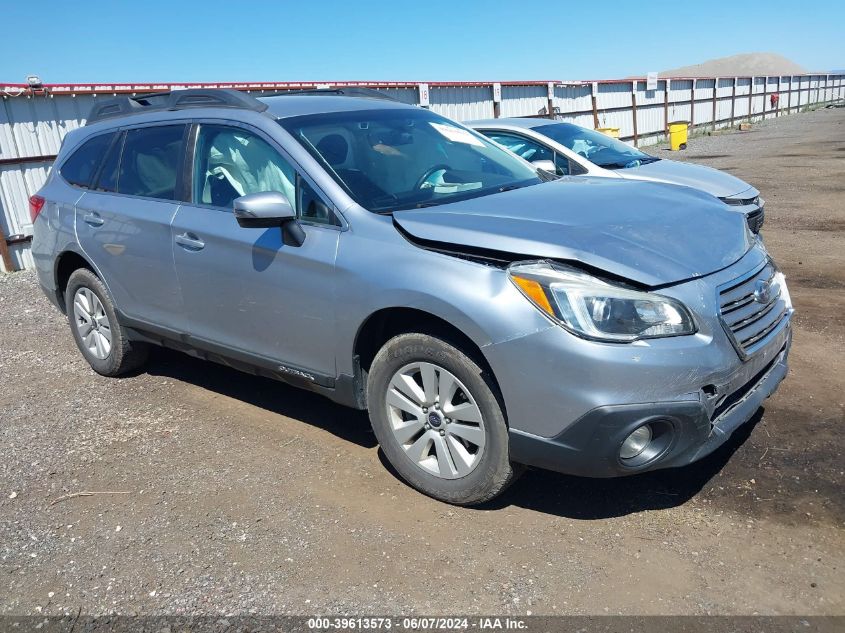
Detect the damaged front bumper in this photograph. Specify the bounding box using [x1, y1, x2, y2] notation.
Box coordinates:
[483, 246, 793, 478]
[507, 331, 790, 477]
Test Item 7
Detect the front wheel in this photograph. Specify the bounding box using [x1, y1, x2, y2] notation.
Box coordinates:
[367, 333, 520, 505]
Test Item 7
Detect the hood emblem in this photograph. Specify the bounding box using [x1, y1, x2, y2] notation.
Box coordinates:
[753, 279, 772, 304]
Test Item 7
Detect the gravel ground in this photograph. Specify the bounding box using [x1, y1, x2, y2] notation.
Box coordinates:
[1, 108, 843, 617]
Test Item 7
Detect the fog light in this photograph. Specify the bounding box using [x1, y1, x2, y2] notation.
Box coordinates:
[620, 425, 652, 460]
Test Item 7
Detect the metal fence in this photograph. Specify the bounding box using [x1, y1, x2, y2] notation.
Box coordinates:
[2, 74, 843, 271]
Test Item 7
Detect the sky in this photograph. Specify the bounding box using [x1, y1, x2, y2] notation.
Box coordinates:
[1, 0, 843, 84]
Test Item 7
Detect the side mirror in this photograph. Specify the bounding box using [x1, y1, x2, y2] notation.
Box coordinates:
[531, 159, 558, 175]
[233, 191, 305, 246]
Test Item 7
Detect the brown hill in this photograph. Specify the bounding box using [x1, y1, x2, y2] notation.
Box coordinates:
[660, 52, 808, 77]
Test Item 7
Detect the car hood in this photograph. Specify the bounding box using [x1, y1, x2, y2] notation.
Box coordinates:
[393, 178, 752, 287]
[616, 159, 755, 198]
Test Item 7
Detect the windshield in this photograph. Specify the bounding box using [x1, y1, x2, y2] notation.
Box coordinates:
[280, 108, 541, 212]
[534, 122, 658, 169]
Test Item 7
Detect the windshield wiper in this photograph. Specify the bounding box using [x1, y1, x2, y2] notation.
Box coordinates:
[597, 156, 659, 169]
[536, 170, 560, 182]
[400, 179, 539, 210]
[498, 180, 534, 192]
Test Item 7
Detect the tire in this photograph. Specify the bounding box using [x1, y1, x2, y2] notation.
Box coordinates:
[367, 333, 520, 505]
[65, 268, 149, 377]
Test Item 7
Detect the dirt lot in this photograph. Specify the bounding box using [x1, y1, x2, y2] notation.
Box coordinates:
[1, 107, 843, 617]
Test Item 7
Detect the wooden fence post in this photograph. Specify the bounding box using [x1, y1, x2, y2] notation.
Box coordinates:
[689, 80, 695, 129]
[788, 76, 793, 113]
[730, 77, 736, 126]
[762, 76, 768, 120]
[631, 81, 639, 146]
[748, 77, 753, 120]
[492, 82, 501, 118]
[0, 226, 15, 273]
[712, 78, 718, 129]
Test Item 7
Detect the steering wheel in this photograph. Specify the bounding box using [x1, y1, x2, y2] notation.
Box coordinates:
[414, 164, 450, 190]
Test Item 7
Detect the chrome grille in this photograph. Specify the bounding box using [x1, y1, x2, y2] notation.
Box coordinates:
[718, 261, 790, 358]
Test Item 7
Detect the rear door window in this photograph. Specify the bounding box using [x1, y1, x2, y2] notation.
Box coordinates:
[118, 125, 186, 200]
[60, 132, 116, 188]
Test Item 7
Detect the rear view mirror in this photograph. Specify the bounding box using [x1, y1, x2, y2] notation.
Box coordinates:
[531, 159, 557, 175]
[233, 191, 295, 228]
[233, 191, 305, 246]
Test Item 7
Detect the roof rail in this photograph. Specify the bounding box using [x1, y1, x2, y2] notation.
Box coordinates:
[266, 87, 402, 102]
[85, 88, 269, 125]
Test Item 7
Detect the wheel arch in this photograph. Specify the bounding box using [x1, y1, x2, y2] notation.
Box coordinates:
[352, 306, 506, 419]
[54, 249, 99, 312]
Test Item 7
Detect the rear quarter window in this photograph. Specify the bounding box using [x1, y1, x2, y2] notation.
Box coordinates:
[60, 132, 116, 188]
[92, 131, 124, 192]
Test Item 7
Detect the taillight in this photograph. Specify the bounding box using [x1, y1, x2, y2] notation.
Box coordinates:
[29, 195, 46, 222]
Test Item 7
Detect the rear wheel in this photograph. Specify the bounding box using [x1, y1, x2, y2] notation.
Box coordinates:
[367, 333, 519, 505]
[65, 268, 149, 376]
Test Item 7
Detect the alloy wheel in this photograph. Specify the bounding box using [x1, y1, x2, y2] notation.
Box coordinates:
[72, 287, 112, 360]
[385, 361, 486, 479]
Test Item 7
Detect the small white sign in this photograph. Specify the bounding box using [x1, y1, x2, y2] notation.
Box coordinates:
[646, 72, 658, 91]
[418, 83, 429, 107]
[315, 83, 332, 90]
[430, 122, 484, 147]
[492, 82, 502, 103]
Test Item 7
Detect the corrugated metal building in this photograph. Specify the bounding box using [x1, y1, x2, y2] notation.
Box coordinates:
[2, 74, 843, 271]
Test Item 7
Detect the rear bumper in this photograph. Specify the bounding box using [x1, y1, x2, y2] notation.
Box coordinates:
[39, 278, 64, 312]
[508, 331, 790, 478]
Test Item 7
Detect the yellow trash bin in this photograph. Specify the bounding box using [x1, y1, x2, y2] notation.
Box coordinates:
[668, 121, 689, 151]
[596, 127, 620, 139]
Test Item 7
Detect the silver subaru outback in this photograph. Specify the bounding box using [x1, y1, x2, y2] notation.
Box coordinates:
[30, 89, 793, 505]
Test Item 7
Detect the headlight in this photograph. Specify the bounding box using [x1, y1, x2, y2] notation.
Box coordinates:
[720, 195, 760, 207]
[509, 261, 696, 342]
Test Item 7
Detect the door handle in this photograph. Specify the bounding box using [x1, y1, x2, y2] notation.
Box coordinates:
[175, 232, 205, 251]
[83, 212, 104, 227]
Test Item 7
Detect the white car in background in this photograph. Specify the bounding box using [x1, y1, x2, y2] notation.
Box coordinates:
[468, 118, 765, 233]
